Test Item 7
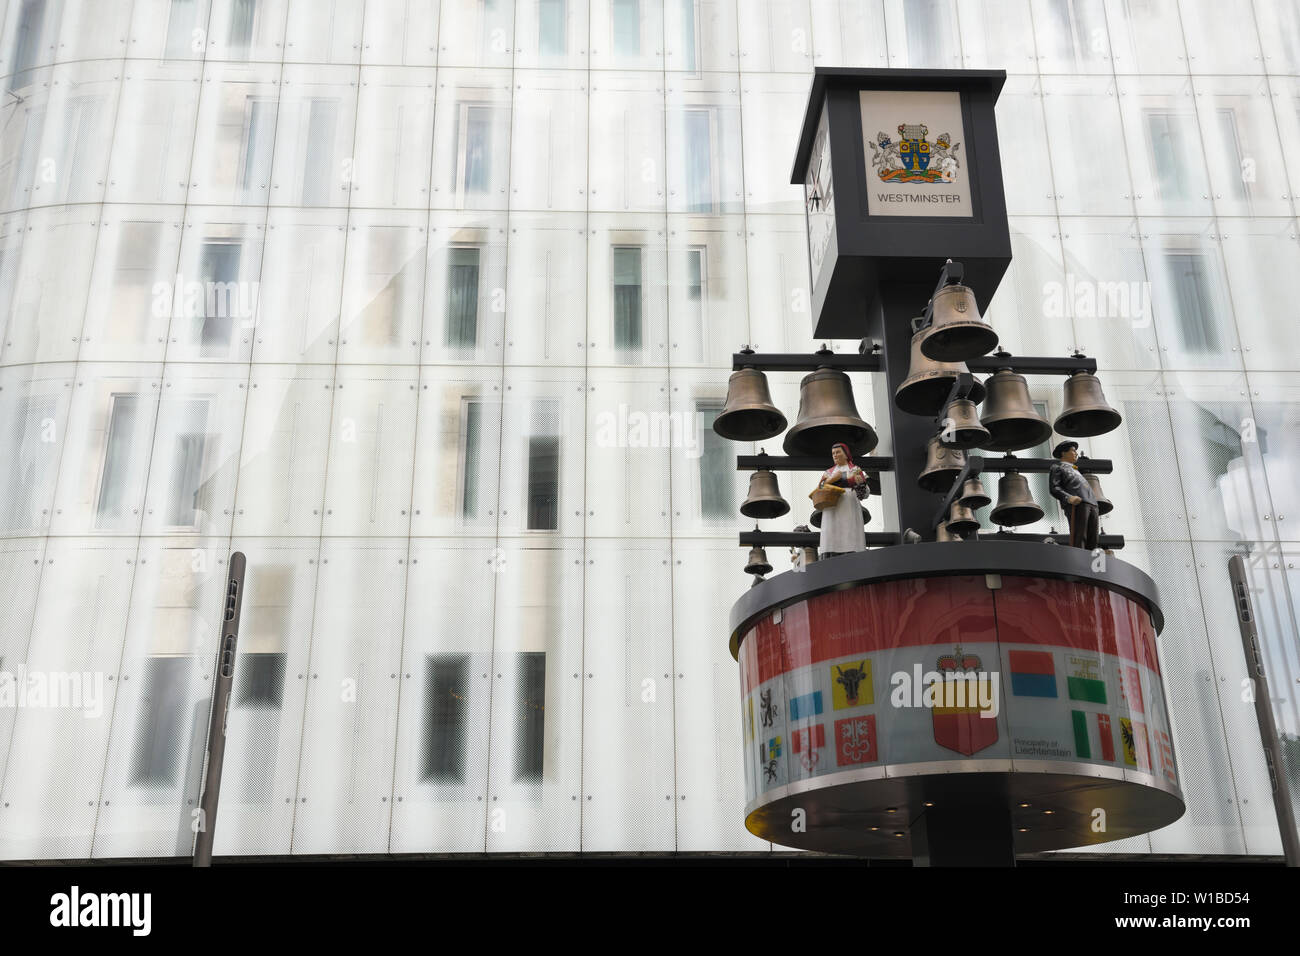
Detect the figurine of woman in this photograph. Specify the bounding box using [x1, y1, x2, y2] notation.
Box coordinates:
[817, 442, 867, 557]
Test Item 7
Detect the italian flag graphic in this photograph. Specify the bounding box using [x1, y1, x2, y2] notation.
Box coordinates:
[1072, 710, 1116, 762]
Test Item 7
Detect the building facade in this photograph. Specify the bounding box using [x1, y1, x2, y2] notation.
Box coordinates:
[0, 0, 1296, 860]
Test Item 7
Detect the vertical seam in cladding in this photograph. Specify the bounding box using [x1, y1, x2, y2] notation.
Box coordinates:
[384, 0, 448, 857]
[84, 0, 155, 861]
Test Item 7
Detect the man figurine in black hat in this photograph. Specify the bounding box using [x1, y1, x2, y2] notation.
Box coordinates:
[1050, 440, 1099, 551]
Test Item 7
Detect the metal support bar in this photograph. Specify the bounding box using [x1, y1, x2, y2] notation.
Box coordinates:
[740, 531, 901, 548]
[737, 454, 895, 473]
[730, 351, 884, 372]
[978, 455, 1112, 475]
[977, 531, 1126, 549]
[731, 350, 1093, 376]
[933, 455, 985, 530]
[966, 354, 1096, 374]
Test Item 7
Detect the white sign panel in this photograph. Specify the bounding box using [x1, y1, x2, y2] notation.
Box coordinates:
[860, 90, 972, 217]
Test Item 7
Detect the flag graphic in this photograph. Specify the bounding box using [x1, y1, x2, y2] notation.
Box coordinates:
[1098, 713, 1116, 762]
[791, 724, 826, 753]
[1120, 718, 1151, 769]
[932, 678, 999, 756]
[835, 715, 878, 766]
[1156, 730, 1176, 784]
[745, 697, 754, 742]
[1073, 710, 1116, 761]
[1119, 664, 1144, 714]
[831, 660, 874, 709]
[1009, 650, 1057, 698]
[1067, 656, 1107, 704]
[766, 736, 782, 760]
[789, 691, 824, 721]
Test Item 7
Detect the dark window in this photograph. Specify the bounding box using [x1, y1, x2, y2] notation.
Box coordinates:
[131, 656, 190, 786]
[613, 246, 642, 351]
[613, 0, 640, 57]
[1214, 108, 1249, 203]
[461, 105, 494, 194]
[420, 653, 470, 782]
[682, 110, 712, 211]
[514, 652, 546, 782]
[165, 399, 209, 527]
[239, 98, 275, 199]
[526, 401, 559, 531]
[539, 0, 566, 55]
[97, 394, 142, 530]
[199, 240, 241, 353]
[461, 400, 484, 519]
[165, 0, 201, 58]
[697, 402, 733, 520]
[1145, 110, 1199, 204]
[446, 247, 481, 349]
[234, 652, 286, 708]
[228, 0, 256, 51]
[8, 0, 45, 89]
[904, 0, 946, 64]
[301, 98, 340, 206]
[1165, 251, 1224, 353]
[680, 0, 697, 72]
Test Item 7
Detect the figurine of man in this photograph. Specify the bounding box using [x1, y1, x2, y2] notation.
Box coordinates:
[1050, 440, 1098, 551]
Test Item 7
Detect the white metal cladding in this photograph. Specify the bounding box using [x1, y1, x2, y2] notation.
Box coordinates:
[0, 0, 1295, 860]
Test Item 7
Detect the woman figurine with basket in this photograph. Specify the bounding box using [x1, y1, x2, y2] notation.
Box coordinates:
[811, 442, 867, 557]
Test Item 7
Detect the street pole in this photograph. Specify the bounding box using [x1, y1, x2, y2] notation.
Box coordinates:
[193, 551, 246, 867]
[1229, 554, 1300, 866]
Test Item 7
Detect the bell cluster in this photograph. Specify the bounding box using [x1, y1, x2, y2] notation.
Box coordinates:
[908, 268, 1121, 540]
[711, 258, 1127, 582]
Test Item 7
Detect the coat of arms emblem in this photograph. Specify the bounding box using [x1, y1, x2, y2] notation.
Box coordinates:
[870, 123, 961, 184]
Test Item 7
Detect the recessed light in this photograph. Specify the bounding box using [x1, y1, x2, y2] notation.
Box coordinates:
[893, 831, 904, 837]
[1043, 809, 1054, 815]
[1018, 827, 1028, 832]
[1019, 802, 1031, 808]
[923, 801, 934, 807]
[886, 807, 897, 813]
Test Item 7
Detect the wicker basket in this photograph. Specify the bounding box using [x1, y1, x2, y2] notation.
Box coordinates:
[810, 484, 847, 511]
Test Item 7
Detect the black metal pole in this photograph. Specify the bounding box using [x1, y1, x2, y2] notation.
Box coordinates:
[1229, 555, 1300, 866]
[193, 551, 247, 868]
[871, 281, 941, 538]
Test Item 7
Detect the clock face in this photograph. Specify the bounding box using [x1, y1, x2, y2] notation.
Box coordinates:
[805, 106, 835, 279]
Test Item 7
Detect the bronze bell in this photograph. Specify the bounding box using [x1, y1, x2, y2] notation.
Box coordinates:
[979, 368, 1053, 451]
[947, 500, 981, 536]
[1086, 473, 1114, 516]
[935, 521, 964, 542]
[809, 501, 871, 529]
[958, 476, 991, 510]
[784, 368, 877, 457]
[894, 327, 987, 416]
[714, 366, 787, 442]
[940, 398, 991, 450]
[1054, 371, 1122, 438]
[919, 283, 999, 362]
[917, 435, 966, 493]
[744, 545, 772, 576]
[989, 471, 1045, 527]
[740, 469, 790, 520]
